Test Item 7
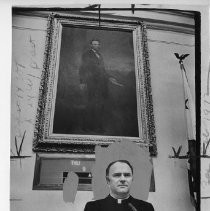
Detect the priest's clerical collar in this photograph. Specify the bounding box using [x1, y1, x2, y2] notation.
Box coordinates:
[109, 193, 130, 204]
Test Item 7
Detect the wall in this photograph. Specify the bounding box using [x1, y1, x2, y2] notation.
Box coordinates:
[200, 5, 210, 211]
[11, 10, 196, 211]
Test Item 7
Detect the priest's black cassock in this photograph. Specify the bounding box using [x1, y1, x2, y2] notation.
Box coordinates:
[84, 195, 154, 211]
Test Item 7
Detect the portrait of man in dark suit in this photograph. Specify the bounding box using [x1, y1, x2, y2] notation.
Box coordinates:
[79, 39, 109, 132]
[84, 160, 155, 211]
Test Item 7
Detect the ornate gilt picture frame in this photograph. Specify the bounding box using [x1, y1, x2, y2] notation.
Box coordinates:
[33, 13, 157, 156]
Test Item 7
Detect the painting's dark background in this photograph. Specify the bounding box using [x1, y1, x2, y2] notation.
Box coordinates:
[53, 26, 139, 137]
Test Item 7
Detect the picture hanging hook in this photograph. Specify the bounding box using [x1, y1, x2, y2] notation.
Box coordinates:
[131, 4, 135, 14]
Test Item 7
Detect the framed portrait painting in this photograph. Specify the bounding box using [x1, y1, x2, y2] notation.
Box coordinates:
[33, 13, 157, 156]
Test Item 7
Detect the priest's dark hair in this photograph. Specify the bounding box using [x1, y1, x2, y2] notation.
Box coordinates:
[105, 160, 134, 181]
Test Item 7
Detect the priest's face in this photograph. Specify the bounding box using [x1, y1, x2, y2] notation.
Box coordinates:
[107, 161, 133, 198]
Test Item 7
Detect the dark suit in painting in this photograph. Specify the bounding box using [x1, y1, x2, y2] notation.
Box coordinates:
[79, 49, 108, 132]
[84, 195, 155, 211]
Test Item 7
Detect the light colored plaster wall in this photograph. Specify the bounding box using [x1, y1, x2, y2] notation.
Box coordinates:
[11, 13, 195, 211]
[147, 30, 194, 210]
[200, 6, 210, 211]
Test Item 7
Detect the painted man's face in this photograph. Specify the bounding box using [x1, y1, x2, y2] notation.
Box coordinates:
[91, 40, 100, 51]
[107, 162, 133, 198]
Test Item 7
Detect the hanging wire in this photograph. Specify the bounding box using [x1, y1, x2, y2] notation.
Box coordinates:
[98, 4, 101, 27]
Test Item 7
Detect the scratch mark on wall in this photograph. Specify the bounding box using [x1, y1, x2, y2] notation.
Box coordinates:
[27, 73, 41, 80]
[204, 100, 210, 105]
[16, 101, 21, 113]
[26, 79, 33, 91]
[29, 35, 41, 71]
[205, 164, 210, 185]
[30, 61, 40, 70]
[15, 60, 26, 69]
[10, 199, 23, 201]
[27, 95, 36, 100]
[14, 61, 25, 75]
[16, 94, 24, 99]
[16, 86, 24, 93]
[29, 35, 36, 57]
[202, 128, 210, 138]
[24, 119, 33, 124]
[11, 33, 42, 158]
[203, 109, 210, 116]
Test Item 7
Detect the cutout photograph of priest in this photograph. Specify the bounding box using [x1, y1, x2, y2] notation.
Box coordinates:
[84, 160, 154, 211]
